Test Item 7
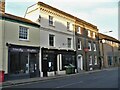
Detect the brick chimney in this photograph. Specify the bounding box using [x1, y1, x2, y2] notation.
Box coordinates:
[0, 0, 5, 13]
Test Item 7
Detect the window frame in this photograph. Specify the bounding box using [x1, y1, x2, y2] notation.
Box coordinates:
[49, 34, 55, 47]
[67, 22, 70, 30]
[93, 43, 96, 51]
[88, 30, 91, 37]
[93, 32, 96, 38]
[88, 42, 92, 51]
[89, 56, 92, 65]
[94, 56, 97, 65]
[77, 26, 81, 34]
[78, 39, 82, 50]
[67, 38, 72, 48]
[49, 15, 54, 26]
[19, 26, 29, 41]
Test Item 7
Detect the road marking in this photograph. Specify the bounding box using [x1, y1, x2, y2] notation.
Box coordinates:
[55, 81, 83, 88]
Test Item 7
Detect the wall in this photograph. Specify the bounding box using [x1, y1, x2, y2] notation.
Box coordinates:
[0, 19, 4, 71]
[3, 20, 40, 73]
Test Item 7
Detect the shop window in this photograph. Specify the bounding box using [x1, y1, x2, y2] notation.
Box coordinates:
[19, 26, 29, 40]
[47, 54, 57, 72]
[78, 39, 82, 50]
[67, 38, 71, 48]
[62, 54, 75, 70]
[10, 52, 28, 74]
[49, 34, 55, 47]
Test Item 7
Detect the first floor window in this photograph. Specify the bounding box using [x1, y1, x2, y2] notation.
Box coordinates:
[89, 56, 92, 65]
[68, 38, 71, 48]
[19, 26, 29, 40]
[49, 34, 55, 46]
[88, 42, 91, 51]
[78, 39, 82, 50]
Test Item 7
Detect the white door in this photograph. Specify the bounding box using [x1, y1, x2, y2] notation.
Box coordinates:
[77, 55, 83, 71]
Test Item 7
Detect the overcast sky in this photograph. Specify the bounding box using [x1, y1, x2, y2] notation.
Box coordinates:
[5, 0, 119, 39]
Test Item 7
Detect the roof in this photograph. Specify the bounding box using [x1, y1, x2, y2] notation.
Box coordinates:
[37, 2, 97, 29]
[0, 12, 40, 27]
[99, 33, 120, 43]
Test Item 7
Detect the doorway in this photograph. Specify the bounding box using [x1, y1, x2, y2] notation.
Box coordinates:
[77, 55, 83, 71]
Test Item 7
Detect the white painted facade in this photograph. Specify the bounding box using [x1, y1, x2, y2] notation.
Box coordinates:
[25, 3, 76, 76]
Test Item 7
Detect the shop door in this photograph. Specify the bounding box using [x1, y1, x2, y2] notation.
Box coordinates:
[29, 53, 39, 78]
[42, 54, 48, 77]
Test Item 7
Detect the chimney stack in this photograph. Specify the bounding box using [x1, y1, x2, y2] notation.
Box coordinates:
[0, 0, 5, 13]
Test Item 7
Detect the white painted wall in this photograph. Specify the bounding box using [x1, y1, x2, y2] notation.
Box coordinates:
[0, 19, 4, 71]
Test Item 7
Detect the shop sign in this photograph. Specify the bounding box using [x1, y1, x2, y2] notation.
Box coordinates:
[10, 47, 39, 53]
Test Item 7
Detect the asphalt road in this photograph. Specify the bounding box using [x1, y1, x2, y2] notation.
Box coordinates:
[3, 68, 119, 89]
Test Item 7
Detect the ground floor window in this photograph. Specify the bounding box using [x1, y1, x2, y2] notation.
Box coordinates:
[10, 52, 28, 74]
[94, 56, 97, 65]
[9, 46, 39, 75]
[89, 56, 92, 65]
[114, 56, 118, 64]
[108, 56, 112, 66]
[62, 54, 75, 70]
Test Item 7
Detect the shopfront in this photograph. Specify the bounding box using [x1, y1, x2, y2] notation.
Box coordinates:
[7, 44, 40, 80]
[41, 48, 76, 77]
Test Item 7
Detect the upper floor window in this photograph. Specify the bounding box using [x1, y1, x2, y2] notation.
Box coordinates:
[88, 30, 91, 37]
[93, 32, 96, 38]
[19, 26, 29, 40]
[77, 26, 81, 34]
[49, 34, 55, 46]
[93, 43, 96, 51]
[88, 42, 91, 51]
[67, 38, 71, 48]
[49, 15, 54, 26]
[67, 22, 70, 30]
[78, 39, 82, 50]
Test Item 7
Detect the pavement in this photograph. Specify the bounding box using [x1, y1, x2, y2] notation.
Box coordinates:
[0, 67, 118, 88]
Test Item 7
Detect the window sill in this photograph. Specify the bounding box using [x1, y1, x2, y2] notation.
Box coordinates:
[19, 39, 30, 42]
[49, 24, 55, 28]
[78, 49, 82, 50]
[89, 64, 92, 66]
[67, 29, 72, 32]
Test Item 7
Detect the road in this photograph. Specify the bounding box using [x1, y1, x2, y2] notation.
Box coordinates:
[3, 68, 119, 89]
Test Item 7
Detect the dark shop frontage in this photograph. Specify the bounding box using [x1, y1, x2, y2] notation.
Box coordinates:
[41, 48, 76, 77]
[6, 44, 40, 80]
